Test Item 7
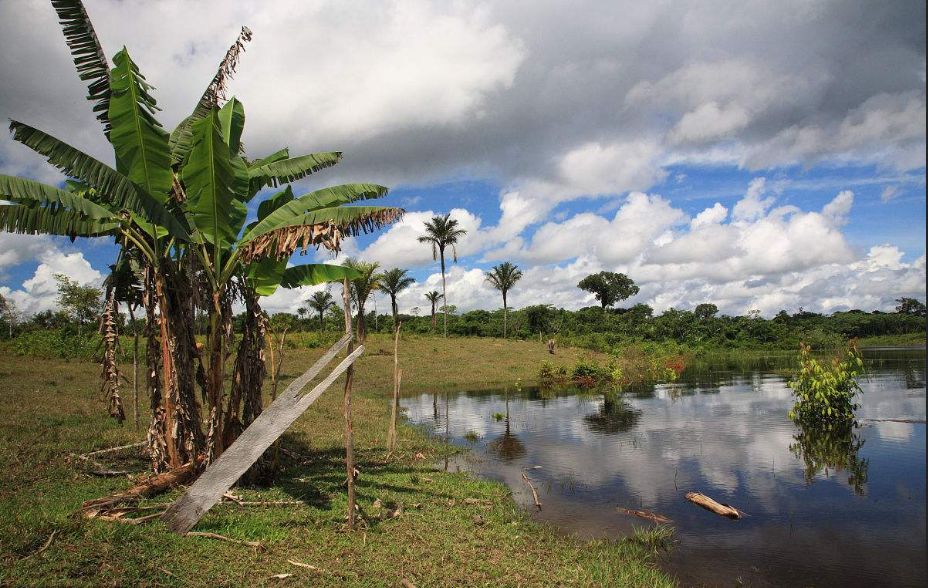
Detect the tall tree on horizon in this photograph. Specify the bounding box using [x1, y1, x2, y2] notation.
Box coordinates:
[378, 267, 415, 325]
[343, 258, 381, 342]
[306, 290, 335, 330]
[577, 272, 639, 311]
[424, 290, 442, 331]
[418, 214, 466, 337]
[485, 261, 523, 338]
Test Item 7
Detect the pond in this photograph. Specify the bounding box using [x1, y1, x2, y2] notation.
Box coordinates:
[401, 347, 927, 587]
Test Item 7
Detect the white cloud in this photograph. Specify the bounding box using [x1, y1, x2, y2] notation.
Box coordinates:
[732, 177, 776, 222]
[2, 248, 103, 316]
[690, 202, 728, 229]
[355, 208, 482, 269]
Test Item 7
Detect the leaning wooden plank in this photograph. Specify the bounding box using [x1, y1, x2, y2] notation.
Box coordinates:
[161, 344, 364, 534]
[685, 492, 741, 519]
[278, 333, 351, 403]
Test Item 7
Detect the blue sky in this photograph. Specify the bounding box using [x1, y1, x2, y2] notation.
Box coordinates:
[0, 0, 925, 317]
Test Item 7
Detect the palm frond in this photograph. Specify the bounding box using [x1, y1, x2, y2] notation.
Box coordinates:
[280, 264, 362, 288]
[248, 152, 343, 191]
[8, 121, 189, 240]
[0, 202, 118, 239]
[51, 0, 110, 134]
[243, 184, 388, 242]
[0, 174, 116, 219]
[109, 49, 173, 198]
[182, 108, 244, 247]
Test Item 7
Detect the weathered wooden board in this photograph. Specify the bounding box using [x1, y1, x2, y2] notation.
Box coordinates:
[161, 336, 362, 533]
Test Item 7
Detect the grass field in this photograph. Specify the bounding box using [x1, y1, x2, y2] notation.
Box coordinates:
[0, 333, 674, 587]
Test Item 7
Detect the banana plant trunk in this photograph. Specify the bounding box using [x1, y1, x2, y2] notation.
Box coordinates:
[147, 265, 204, 472]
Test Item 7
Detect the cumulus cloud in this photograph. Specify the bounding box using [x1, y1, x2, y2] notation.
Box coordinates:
[1, 248, 103, 316]
[379, 181, 923, 317]
[355, 208, 482, 269]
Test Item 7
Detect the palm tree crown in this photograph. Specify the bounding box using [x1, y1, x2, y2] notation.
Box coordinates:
[485, 262, 523, 302]
[378, 267, 415, 323]
[343, 258, 381, 341]
[307, 290, 335, 330]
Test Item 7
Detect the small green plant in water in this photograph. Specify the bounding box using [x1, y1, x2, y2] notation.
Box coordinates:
[492, 412, 505, 421]
[629, 524, 675, 553]
[463, 430, 480, 443]
[787, 341, 864, 424]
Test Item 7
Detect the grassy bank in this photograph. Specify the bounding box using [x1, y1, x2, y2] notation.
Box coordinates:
[0, 334, 673, 587]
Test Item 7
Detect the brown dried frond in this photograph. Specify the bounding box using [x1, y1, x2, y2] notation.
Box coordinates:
[200, 26, 253, 108]
[238, 208, 404, 264]
[100, 293, 125, 423]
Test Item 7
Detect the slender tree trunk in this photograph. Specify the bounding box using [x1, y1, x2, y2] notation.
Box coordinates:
[341, 278, 357, 529]
[319, 311, 325, 331]
[128, 305, 140, 431]
[502, 291, 508, 338]
[431, 302, 436, 330]
[391, 294, 398, 327]
[440, 253, 448, 337]
[387, 322, 402, 452]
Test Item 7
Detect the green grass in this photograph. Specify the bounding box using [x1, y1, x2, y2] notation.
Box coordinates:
[0, 334, 674, 587]
[856, 333, 926, 347]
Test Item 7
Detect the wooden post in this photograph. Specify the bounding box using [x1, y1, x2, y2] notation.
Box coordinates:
[387, 322, 402, 453]
[160, 335, 358, 533]
[341, 278, 357, 530]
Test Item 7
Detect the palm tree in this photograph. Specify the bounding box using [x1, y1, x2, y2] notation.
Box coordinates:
[0, 1, 402, 470]
[417, 214, 466, 337]
[343, 259, 381, 342]
[424, 290, 442, 331]
[485, 262, 523, 338]
[378, 268, 415, 325]
[307, 291, 335, 331]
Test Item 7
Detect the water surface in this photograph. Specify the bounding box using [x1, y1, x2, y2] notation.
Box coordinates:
[401, 348, 927, 587]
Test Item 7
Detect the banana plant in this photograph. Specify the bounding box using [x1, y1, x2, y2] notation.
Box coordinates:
[0, 0, 401, 470]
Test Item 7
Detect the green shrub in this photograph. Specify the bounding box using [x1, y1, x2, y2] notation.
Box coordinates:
[787, 342, 864, 423]
[7, 329, 103, 360]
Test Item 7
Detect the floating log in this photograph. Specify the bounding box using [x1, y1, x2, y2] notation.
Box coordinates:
[685, 492, 741, 519]
[617, 507, 672, 525]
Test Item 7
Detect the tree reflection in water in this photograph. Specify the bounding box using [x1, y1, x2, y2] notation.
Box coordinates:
[790, 419, 869, 495]
[487, 389, 526, 461]
[583, 391, 642, 435]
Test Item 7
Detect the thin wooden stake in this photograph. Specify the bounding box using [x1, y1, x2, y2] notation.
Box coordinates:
[342, 277, 357, 530]
[387, 322, 402, 453]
